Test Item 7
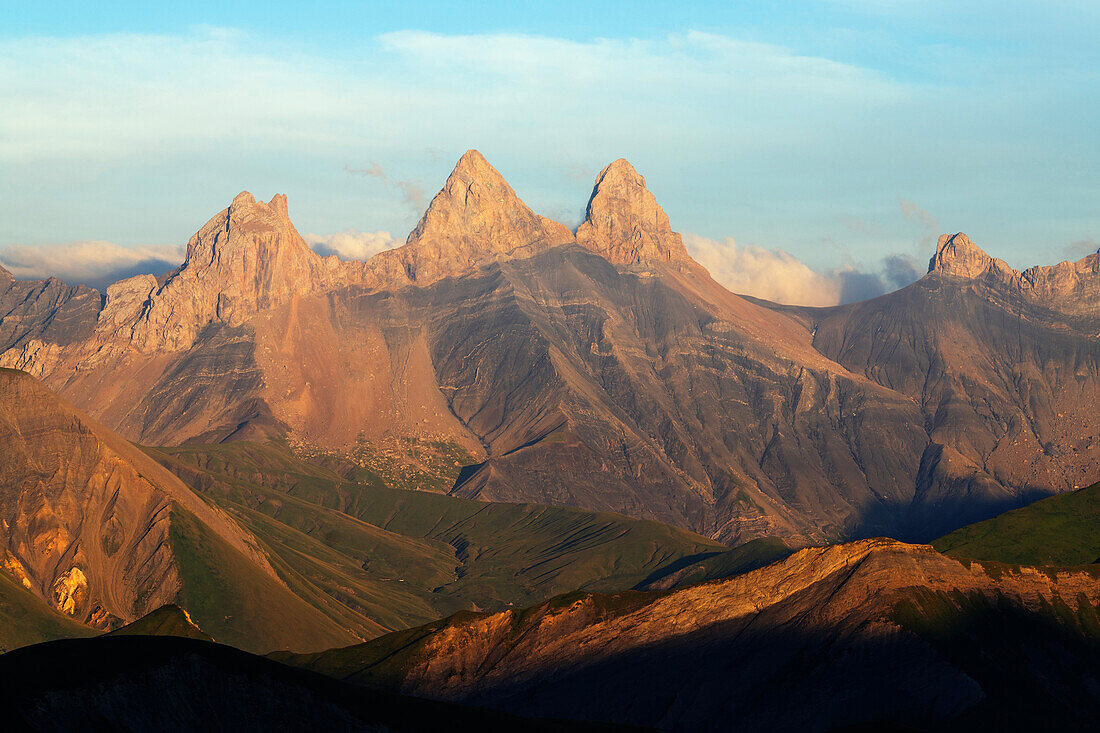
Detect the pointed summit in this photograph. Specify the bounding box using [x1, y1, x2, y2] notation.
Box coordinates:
[129, 191, 331, 352]
[576, 159, 690, 266]
[927, 233, 997, 279]
[450, 148, 499, 180]
[396, 150, 574, 283]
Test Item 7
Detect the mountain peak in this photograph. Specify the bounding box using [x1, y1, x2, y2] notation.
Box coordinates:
[451, 148, 495, 178]
[394, 151, 574, 283]
[128, 191, 329, 352]
[0, 263, 12, 281]
[231, 190, 257, 207]
[927, 232, 995, 278]
[576, 159, 690, 266]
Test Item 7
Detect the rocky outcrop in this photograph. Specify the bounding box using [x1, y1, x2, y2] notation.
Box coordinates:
[0, 276, 100, 363]
[0, 369, 359, 652]
[576, 159, 690, 266]
[929, 232, 1100, 314]
[927, 232, 1004, 279]
[127, 192, 341, 352]
[364, 150, 575, 286]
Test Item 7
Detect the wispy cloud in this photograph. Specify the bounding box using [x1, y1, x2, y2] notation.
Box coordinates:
[345, 162, 425, 217]
[0, 24, 1095, 270]
[304, 229, 399, 261]
[685, 233, 921, 306]
[0, 242, 184, 290]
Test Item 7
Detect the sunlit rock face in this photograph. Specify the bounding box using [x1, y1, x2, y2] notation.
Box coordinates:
[127, 191, 342, 353]
[576, 158, 690, 266]
[0, 369, 274, 628]
[3, 152, 1100, 545]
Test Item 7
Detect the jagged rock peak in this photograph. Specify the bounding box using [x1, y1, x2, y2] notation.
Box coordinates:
[127, 191, 334, 352]
[927, 232, 998, 278]
[183, 191, 304, 266]
[576, 159, 690, 266]
[0, 263, 12, 281]
[395, 150, 574, 283]
[450, 148, 501, 181]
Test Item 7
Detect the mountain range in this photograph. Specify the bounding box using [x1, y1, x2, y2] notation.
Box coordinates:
[3, 150, 1098, 548]
[4, 151, 1100, 729]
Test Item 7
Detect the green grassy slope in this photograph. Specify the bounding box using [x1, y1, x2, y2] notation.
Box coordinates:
[934, 480, 1100, 566]
[636, 536, 791, 590]
[167, 503, 360, 653]
[0, 570, 96, 653]
[148, 442, 727, 637]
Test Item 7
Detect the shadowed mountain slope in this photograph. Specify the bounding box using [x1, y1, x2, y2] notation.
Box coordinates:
[776, 233, 1100, 538]
[285, 539, 1100, 732]
[3, 152, 1100, 545]
[0, 635, 629, 733]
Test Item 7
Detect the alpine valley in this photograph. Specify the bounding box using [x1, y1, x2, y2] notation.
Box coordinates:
[4, 151, 1100, 731]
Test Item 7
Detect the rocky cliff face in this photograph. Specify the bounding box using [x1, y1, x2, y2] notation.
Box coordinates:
[929, 231, 1100, 314]
[576, 159, 690, 266]
[0, 369, 269, 627]
[128, 192, 341, 352]
[0, 369, 359, 652]
[3, 152, 1100, 546]
[294, 538, 1100, 732]
[0, 275, 100, 377]
[362, 149, 575, 287]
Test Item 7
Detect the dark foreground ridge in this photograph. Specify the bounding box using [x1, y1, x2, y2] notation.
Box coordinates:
[0, 634, 635, 733]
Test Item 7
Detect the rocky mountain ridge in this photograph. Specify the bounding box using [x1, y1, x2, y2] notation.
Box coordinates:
[0, 368, 348, 651]
[289, 537, 1100, 731]
[3, 150, 1100, 545]
[930, 231, 1100, 313]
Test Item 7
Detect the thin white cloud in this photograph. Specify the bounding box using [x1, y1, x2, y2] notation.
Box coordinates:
[0, 28, 907, 164]
[304, 230, 399, 261]
[345, 163, 426, 216]
[0, 242, 184, 290]
[685, 234, 845, 306]
[0, 24, 1095, 269]
[685, 233, 921, 306]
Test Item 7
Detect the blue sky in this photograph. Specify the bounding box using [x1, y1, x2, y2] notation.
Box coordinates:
[1, 1, 1097, 304]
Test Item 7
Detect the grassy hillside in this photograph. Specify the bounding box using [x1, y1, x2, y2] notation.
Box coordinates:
[147, 442, 728, 639]
[934, 480, 1100, 566]
[167, 503, 360, 653]
[636, 536, 791, 590]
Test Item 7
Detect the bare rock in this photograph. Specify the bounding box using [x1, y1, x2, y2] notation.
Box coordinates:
[927, 232, 1004, 278]
[576, 159, 690, 266]
[97, 274, 157, 337]
[366, 150, 575, 285]
[128, 192, 332, 352]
